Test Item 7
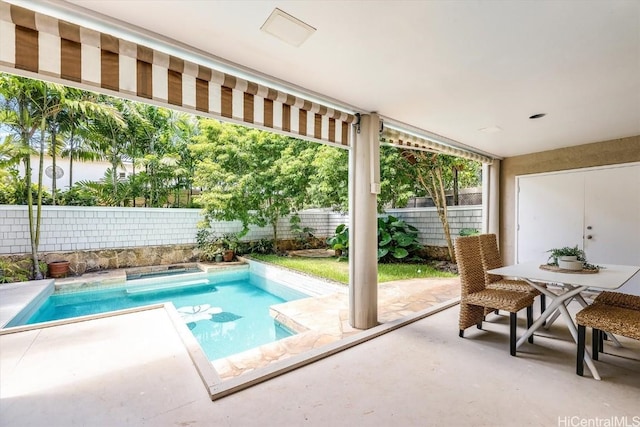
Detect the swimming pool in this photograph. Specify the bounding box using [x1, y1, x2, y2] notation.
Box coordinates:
[16, 268, 308, 361]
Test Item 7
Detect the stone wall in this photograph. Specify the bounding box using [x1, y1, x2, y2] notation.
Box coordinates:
[2, 244, 200, 276]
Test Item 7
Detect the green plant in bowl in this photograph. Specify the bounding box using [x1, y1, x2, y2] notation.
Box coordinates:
[546, 245, 586, 266]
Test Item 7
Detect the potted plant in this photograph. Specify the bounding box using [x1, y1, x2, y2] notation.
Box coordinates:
[546, 245, 586, 266]
[47, 260, 70, 278]
[327, 224, 349, 258]
[221, 233, 240, 262]
[214, 248, 224, 263]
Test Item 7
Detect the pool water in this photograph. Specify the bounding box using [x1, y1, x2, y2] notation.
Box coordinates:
[25, 269, 303, 361]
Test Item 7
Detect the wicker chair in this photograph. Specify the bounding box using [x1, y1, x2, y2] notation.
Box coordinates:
[456, 235, 535, 356]
[478, 233, 546, 315]
[593, 291, 640, 310]
[576, 296, 640, 376]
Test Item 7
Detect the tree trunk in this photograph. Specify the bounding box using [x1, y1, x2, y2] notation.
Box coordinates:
[272, 217, 279, 254]
[25, 155, 41, 279]
[51, 126, 57, 205]
[131, 160, 136, 207]
[36, 125, 45, 250]
[415, 155, 456, 263]
[68, 127, 75, 188]
[453, 167, 459, 206]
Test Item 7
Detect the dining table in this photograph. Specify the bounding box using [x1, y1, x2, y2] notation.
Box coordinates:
[487, 262, 640, 380]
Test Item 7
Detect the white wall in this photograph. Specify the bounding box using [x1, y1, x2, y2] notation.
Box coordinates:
[0, 206, 481, 254]
[16, 156, 131, 190]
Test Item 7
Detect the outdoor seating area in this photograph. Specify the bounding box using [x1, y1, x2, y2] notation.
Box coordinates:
[456, 233, 640, 380]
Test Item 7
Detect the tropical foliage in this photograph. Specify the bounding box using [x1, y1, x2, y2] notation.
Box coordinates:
[326, 215, 423, 263]
[1, 72, 483, 276]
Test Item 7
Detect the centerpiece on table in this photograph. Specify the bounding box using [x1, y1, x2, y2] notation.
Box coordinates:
[545, 245, 600, 272]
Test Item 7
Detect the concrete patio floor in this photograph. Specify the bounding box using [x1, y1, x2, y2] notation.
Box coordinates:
[1, 293, 638, 426]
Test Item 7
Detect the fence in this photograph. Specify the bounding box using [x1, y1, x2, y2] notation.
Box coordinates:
[0, 205, 481, 255]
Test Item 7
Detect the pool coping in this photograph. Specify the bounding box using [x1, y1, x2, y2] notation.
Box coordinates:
[0, 279, 55, 328]
[208, 296, 459, 400]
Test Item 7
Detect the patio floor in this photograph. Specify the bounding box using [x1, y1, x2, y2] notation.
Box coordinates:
[1, 295, 638, 426]
[1, 264, 639, 426]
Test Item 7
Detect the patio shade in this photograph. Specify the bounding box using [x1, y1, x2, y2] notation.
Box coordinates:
[381, 127, 494, 164]
[0, 2, 354, 148]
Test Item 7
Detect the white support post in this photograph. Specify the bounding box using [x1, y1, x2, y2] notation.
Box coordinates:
[348, 113, 380, 329]
[482, 160, 500, 236]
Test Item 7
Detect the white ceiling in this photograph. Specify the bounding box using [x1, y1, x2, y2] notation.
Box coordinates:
[56, 0, 640, 157]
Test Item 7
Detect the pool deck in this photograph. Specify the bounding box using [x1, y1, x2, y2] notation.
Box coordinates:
[214, 277, 459, 378]
[0, 263, 460, 404]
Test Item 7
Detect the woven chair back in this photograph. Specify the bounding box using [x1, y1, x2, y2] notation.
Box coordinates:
[478, 233, 504, 284]
[454, 235, 486, 296]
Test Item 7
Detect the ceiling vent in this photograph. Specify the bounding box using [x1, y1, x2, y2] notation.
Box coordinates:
[261, 8, 316, 47]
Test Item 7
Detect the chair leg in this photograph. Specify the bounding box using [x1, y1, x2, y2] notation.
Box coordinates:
[592, 328, 600, 361]
[459, 329, 464, 338]
[540, 294, 546, 326]
[477, 321, 482, 329]
[510, 312, 517, 356]
[526, 305, 534, 344]
[577, 324, 586, 376]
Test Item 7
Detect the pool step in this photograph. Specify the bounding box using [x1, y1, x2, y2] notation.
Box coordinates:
[125, 279, 210, 295]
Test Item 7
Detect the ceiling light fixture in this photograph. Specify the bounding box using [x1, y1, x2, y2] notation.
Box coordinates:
[261, 8, 316, 47]
[529, 113, 546, 119]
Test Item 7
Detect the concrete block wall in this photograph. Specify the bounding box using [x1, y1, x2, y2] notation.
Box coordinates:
[0, 205, 481, 255]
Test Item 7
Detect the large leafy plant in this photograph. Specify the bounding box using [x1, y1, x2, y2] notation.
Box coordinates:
[327, 224, 349, 258]
[377, 215, 423, 263]
[326, 216, 423, 263]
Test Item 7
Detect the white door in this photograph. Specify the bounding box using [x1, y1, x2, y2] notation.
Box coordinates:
[583, 165, 640, 293]
[516, 163, 640, 294]
[516, 171, 585, 264]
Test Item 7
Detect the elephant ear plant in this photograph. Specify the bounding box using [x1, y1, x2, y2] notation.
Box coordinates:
[326, 216, 423, 263]
[377, 216, 423, 263]
[327, 224, 349, 259]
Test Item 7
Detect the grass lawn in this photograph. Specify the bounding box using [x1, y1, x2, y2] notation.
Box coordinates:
[249, 254, 456, 284]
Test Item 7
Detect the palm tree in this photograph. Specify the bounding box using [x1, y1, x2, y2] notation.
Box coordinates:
[58, 88, 105, 189]
[0, 74, 67, 278]
[86, 97, 129, 204]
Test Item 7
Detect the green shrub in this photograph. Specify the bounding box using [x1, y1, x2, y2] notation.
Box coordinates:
[195, 229, 223, 261]
[326, 216, 423, 263]
[242, 238, 275, 255]
[376, 215, 423, 263]
[58, 185, 98, 206]
[289, 214, 316, 249]
[0, 259, 30, 283]
[459, 228, 480, 236]
[327, 224, 349, 259]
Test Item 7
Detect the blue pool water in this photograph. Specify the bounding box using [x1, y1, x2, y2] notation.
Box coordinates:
[24, 269, 304, 361]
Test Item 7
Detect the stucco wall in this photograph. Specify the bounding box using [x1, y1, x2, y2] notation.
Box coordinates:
[499, 135, 640, 264]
